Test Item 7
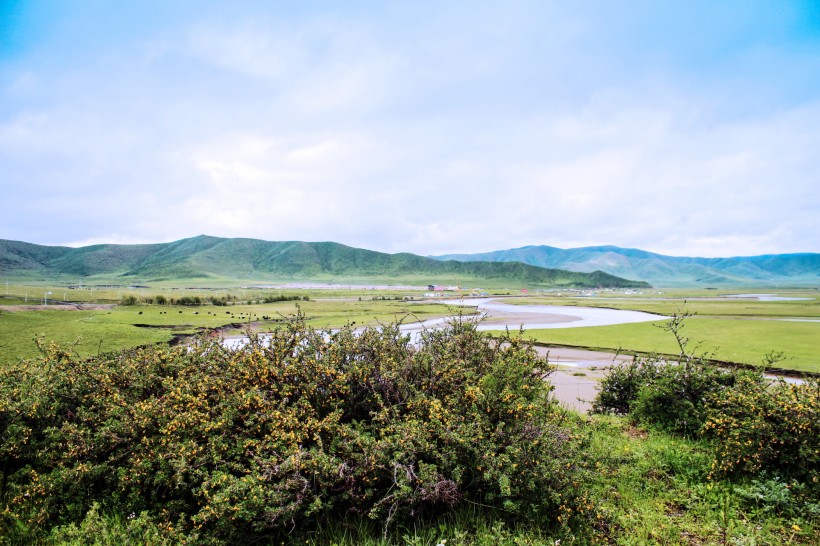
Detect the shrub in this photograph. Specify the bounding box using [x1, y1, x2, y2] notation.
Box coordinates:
[591, 356, 661, 415]
[593, 357, 738, 436]
[593, 311, 739, 436]
[261, 294, 307, 303]
[0, 315, 587, 543]
[47, 502, 188, 546]
[703, 374, 820, 492]
[629, 362, 738, 436]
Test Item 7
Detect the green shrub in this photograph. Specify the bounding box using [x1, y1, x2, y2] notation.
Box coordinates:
[592, 356, 739, 435]
[48, 502, 188, 546]
[703, 375, 820, 492]
[261, 294, 307, 303]
[0, 315, 587, 543]
[591, 356, 661, 415]
[629, 362, 738, 436]
[593, 311, 739, 436]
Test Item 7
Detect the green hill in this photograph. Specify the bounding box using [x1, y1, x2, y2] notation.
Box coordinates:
[0, 236, 649, 288]
[432, 245, 820, 287]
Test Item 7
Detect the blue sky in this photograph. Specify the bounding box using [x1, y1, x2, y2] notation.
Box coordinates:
[1, 1, 819, 257]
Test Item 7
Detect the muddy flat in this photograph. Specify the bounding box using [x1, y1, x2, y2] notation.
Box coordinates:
[530, 346, 629, 413]
[479, 311, 581, 326]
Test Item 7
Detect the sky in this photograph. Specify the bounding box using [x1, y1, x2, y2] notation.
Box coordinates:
[1, 1, 819, 258]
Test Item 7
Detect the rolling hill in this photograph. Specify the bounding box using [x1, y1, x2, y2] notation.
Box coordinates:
[432, 245, 820, 287]
[0, 236, 649, 288]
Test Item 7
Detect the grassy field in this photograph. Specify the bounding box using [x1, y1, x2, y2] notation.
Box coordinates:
[522, 317, 820, 373]
[0, 283, 487, 305]
[0, 297, 453, 362]
[511, 288, 820, 317]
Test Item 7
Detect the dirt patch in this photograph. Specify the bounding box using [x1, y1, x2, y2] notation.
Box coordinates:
[625, 426, 648, 439]
[665, 502, 686, 517]
[548, 370, 600, 413]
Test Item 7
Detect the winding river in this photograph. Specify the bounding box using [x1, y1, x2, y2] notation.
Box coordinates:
[223, 297, 666, 349]
[397, 298, 666, 341]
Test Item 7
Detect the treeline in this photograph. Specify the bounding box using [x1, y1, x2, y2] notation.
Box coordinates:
[119, 294, 310, 306]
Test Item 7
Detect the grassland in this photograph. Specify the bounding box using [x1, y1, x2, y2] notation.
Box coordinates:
[522, 318, 819, 373]
[515, 288, 820, 317]
[0, 288, 454, 362]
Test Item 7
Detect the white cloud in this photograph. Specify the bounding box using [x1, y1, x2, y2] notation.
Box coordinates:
[1, 2, 818, 259]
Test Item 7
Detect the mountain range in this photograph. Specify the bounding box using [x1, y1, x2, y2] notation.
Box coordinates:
[0, 236, 648, 289]
[432, 245, 820, 287]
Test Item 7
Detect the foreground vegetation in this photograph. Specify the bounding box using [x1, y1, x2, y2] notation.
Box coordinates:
[1, 317, 591, 544]
[0, 316, 817, 544]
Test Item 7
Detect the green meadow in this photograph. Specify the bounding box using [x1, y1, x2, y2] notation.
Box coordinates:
[513, 288, 820, 317]
[0, 289, 453, 362]
[522, 317, 819, 373]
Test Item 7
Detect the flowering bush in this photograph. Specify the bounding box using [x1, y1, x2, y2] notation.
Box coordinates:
[0, 315, 587, 543]
[703, 374, 820, 491]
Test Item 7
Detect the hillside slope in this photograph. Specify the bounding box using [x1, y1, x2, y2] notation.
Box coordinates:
[0, 236, 649, 288]
[433, 245, 820, 287]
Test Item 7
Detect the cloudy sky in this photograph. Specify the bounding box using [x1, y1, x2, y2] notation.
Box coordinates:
[1, 1, 819, 257]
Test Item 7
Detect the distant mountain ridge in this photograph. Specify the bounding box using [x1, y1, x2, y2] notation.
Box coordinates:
[0, 236, 649, 288]
[432, 245, 820, 287]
